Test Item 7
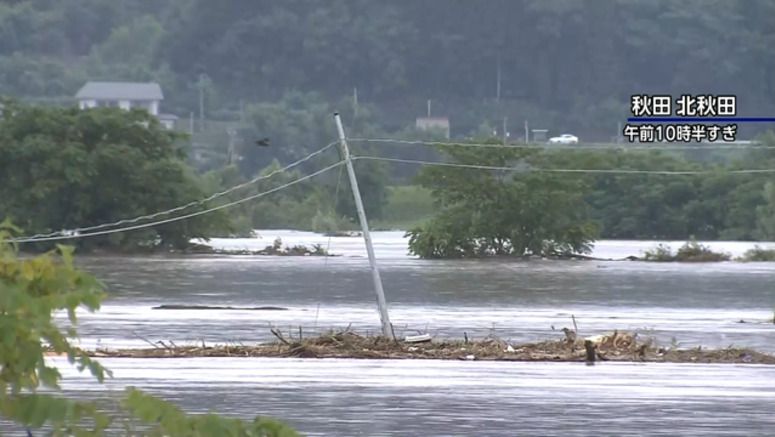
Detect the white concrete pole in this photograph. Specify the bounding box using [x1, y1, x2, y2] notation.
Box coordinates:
[333, 113, 393, 338]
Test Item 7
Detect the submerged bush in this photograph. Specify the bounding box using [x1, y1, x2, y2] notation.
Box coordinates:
[738, 245, 775, 262]
[643, 240, 731, 262]
[407, 140, 598, 259]
[642, 244, 675, 261]
[675, 241, 730, 261]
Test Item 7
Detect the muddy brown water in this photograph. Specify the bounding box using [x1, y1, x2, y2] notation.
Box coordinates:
[64, 232, 775, 352]
[3, 358, 775, 436]
[6, 232, 775, 435]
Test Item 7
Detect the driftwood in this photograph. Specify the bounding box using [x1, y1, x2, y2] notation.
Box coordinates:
[82, 329, 775, 365]
[562, 327, 577, 352]
[132, 331, 160, 349]
[269, 328, 291, 345]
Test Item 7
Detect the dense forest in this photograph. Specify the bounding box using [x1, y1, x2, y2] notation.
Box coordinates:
[406, 132, 775, 258]
[2, 1, 775, 249]
[1, 0, 774, 144]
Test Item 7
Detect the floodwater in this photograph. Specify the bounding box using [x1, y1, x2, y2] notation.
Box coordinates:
[6, 231, 775, 435]
[28, 359, 775, 436]
[67, 231, 775, 352]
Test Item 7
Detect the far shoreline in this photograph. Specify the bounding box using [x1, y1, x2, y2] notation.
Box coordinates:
[19, 230, 775, 262]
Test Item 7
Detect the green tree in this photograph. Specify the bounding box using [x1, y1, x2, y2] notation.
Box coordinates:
[0, 222, 298, 435]
[2, 0, 775, 139]
[0, 100, 232, 250]
[336, 158, 389, 221]
[407, 140, 597, 258]
[755, 181, 775, 239]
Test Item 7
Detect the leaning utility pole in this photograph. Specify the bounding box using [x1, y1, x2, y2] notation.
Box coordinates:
[333, 113, 393, 338]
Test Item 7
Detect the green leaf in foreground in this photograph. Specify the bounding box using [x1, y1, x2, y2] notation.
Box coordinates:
[0, 222, 299, 435]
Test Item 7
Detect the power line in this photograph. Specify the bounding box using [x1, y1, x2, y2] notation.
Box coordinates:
[349, 137, 775, 151]
[8, 161, 346, 244]
[14, 141, 338, 241]
[352, 155, 775, 175]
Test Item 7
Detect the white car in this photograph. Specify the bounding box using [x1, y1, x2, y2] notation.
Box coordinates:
[548, 134, 579, 144]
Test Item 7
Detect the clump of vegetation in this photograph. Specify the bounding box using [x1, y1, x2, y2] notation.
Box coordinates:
[0, 100, 235, 252]
[374, 185, 436, 230]
[406, 141, 598, 259]
[675, 240, 731, 262]
[738, 245, 775, 262]
[643, 240, 731, 262]
[311, 209, 354, 234]
[262, 238, 328, 256]
[642, 244, 675, 261]
[0, 222, 298, 436]
[189, 238, 330, 256]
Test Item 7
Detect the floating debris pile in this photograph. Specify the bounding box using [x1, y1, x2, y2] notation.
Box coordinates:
[80, 329, 775, 365]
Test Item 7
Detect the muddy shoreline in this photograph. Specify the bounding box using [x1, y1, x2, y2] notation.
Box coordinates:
[73, 330, 775, 365]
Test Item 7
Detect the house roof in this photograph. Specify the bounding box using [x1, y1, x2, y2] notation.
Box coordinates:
[75, 82, 164, 101]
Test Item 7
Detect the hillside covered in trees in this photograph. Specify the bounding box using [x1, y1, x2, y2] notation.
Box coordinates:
[2, 1, 775, 248]
[1, 0, 774, 144]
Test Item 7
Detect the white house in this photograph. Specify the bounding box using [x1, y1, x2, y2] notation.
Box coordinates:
[75, 81, 177, 129]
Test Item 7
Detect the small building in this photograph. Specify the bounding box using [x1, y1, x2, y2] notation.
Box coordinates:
[158, 113, 179, 130]
[75, 81, 177, 130]
[531, 129, 548, 142]
[76, 82, 163, 114]
[416, 117, 450, 139]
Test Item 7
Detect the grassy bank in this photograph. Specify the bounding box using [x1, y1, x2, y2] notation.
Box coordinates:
[79, 329, 775, 365]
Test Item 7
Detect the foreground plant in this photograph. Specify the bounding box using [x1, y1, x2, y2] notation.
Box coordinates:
[0, 221, 298, 436]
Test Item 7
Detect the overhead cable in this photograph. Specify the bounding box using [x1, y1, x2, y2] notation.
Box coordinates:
[9, 161, 345, 244]
[13, 141, 338, 241]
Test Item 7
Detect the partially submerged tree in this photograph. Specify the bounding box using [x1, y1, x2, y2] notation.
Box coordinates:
[407, 140, 598, 259]
[0, 100, 233, 251]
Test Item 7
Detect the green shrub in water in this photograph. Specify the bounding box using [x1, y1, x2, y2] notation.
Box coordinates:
[738, 245, 775, 262]
[643, 240, 730, 262]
